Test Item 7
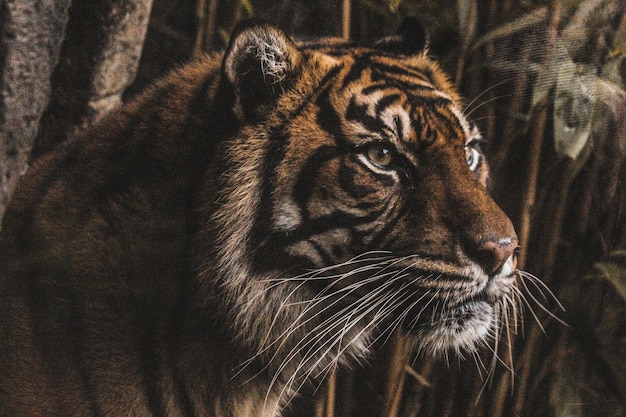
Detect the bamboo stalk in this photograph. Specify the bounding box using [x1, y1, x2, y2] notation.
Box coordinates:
[342, 0, 351, 40]
[511, 321, 544, 415]
[193, 0, 218, 56]
[405, 360, 434, 417]
[520, 0, 562, 272]
[382, 334, 413, 417]
[542, 159, 576, 279]
[492, 56, 528, 165]
[489, 350, 514, 417]
[150, 17, 193, 43]
[478, 0, 498, 149]
[454, 0, 477, 89]
[203, 0, 219, 51]
[325, 370, 336, 417]
[318, 24, 350, 417]
[193, 0, 207, 57]
[404, 365, 431, 388]
[315, 394, 325, 417]
[517, 98, 548, 270]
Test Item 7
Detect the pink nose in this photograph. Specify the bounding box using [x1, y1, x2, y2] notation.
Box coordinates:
[475, 237, 518, 274]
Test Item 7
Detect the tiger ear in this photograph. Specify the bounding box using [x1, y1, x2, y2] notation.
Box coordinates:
[374, 16, 428, 55]
[222, 20, 301, 121]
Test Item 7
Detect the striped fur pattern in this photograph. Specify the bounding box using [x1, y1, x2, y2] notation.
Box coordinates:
[0, 18, 523, 417]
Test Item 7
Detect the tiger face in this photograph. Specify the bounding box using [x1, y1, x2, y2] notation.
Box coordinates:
[206, 18, 519, 390]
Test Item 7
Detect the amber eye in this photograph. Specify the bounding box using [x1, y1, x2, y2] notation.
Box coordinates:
[464, 144, 480, 171]
[366, 144, 393, 167]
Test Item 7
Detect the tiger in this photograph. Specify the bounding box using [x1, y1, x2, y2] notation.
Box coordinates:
[0, 17, 520, 417]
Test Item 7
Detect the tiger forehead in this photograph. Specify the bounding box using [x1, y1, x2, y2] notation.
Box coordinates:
[316, 58, 472, 148]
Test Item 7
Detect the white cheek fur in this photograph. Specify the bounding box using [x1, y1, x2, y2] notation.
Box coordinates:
[273, 201, 302, 232]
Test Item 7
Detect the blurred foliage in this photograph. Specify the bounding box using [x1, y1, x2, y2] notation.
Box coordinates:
[131, 1, 626, 416]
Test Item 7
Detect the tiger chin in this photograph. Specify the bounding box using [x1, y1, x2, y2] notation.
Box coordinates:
[0, 17, 520, 417]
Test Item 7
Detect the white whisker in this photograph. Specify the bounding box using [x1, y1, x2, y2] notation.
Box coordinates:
[240, 249, 567, 412]
[464, 78, 514, 116]
[517, 271, 569, 328]
[517, 270, 566, 312]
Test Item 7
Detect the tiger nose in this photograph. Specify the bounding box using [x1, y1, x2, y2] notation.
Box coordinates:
[474, 236, 518, 275]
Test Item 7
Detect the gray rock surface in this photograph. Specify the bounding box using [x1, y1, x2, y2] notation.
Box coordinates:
[35, 0, 154, 155]
[0, 0, 153, 228]
[0, 0, 72, 228]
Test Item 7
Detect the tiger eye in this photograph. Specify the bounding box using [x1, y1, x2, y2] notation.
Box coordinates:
[464, 145, 473, 163]
[367, 145, 393, 167]
[464, 145, 478, 169]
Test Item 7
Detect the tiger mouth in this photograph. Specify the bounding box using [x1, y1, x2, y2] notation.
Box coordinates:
[375, 263, 515, 353]
[296, 254, 516, 354]
[398, 283, 492, 323]
[399, 272, 517, 355]
[422, 294, 492, 327]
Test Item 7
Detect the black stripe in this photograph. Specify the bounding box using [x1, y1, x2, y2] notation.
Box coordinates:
[293, 145, 339, 217]
[431, 105, 464, 139]
[282, 207, 386, 247]
[249, 127, 291, 272]
[315, 87, 349, 145]
[340, 56, 372, 90]
[279, 64, 344, 130]
[346, 97, 385, 133]
[353, 199, 385, 210]
[371, 62, 431, 82]
[360, 83, 387, 95]
[374, 76, 439, 97]
[393, 109, 406, 141]
[375, 93, 402, 116]
[308, 238, 336, 266]
[367, 202, 411, 249]
[410, 105, 461, 146]
[406, 95, 452, 109]
[338, 157, 375, 198]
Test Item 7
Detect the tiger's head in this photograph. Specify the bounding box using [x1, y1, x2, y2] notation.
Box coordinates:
[201, 17, 519, 394]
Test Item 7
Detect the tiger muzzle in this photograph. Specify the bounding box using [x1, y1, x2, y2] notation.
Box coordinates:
[474, 236, 518, 275]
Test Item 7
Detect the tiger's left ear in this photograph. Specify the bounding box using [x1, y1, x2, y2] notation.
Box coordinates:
[223, 20, 302, 121]
[375, 16, 428, 55]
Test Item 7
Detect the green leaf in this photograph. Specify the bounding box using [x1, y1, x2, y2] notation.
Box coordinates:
[470, 7, 547, 52]
[552, 63, 594, 161]
[239, 0, 254, 17]
[594, 250, 626, 301]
